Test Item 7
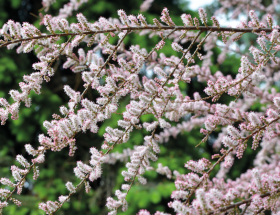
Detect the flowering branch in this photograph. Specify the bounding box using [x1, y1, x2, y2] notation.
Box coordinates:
[0, 26, 275, 49]
[208, 188, 280, 214]
[184, 115, 280, 206]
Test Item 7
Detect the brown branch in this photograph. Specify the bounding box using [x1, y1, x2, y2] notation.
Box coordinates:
[0, 26, 274, 48]
[208, 188, 280, 214]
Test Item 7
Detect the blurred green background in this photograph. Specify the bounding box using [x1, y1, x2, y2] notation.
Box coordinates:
[0, 0, 276, 214]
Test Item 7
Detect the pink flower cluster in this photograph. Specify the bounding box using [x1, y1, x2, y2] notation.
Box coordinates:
[1, 1, 280, 214]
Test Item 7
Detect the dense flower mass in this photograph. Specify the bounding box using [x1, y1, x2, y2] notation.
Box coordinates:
[1, 0, 280, 214]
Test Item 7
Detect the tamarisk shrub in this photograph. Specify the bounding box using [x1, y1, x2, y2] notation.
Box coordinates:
[1, 0, 280, 214]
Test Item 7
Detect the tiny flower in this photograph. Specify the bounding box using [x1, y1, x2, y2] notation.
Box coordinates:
[153, 18, 162, 28]
[273, 97, 280, 109]
[266, 14, 273, 28]
[0, 178, 16, 187]
[118, 9, 128, 25]
[240, 56, 250, 73]
[257, 37, 266, 51]
[16, 155, 30, 168]
[58, 195, 69, 203]
[193, 17, 199, 29]
[270, 29, 279, 43]
[249, 10, 260, 27]
[155, 40, 165, 50]
[211, 16, 220, 28]
[128, 15, 140, 26]
[32, 154, 45, 164]
[137, 175, 147, 184]
[227, 125, 241, 139]
[77, 13, 89, 30]
[154, 67, 166, 77]
[181, 14, 193, 26]
[266, 108, 278, 118]
[248, 112, 262, 127]
[198, 8, 207, 25]
[65, 182, 76, 193]
[25, 144, 38, 156]
[252, 169, 262, 190]
[171, 42, 183, 52]
[137, 14, 147, 26]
